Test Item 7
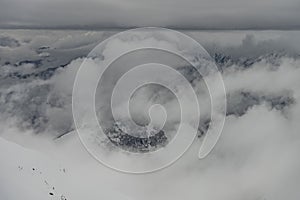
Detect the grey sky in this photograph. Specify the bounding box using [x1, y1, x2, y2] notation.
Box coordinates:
[0, 0, 300, 29]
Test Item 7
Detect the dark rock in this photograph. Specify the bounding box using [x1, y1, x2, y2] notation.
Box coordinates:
[106, 122, 168, 152]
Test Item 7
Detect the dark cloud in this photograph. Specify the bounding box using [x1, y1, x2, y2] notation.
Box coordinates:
[0, 0, 300, 29]
[0, 36, 20, 47]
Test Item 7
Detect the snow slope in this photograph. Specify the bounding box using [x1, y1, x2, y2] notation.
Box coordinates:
[0, 135, 134, 200]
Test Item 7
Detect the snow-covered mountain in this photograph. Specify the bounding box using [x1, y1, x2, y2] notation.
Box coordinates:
[1, 30, 300, 200]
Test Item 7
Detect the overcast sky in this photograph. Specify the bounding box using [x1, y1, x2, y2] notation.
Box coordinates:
[0, 0, 300, 29]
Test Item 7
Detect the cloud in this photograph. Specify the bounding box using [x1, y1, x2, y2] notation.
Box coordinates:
[0, 36, 20, 47]
[0, 0, 300, 29]
[1, 55, 300, 200]
[1, 30, 300, 199]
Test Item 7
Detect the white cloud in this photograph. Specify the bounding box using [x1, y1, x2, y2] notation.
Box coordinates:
[0, 30, 300, 200]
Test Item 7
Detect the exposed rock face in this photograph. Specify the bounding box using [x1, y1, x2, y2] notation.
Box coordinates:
[227, 91, 294, 116]
[0, 51, 296, 140]
[106, 122, 168, 152]
[214, 52, 287, 70]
